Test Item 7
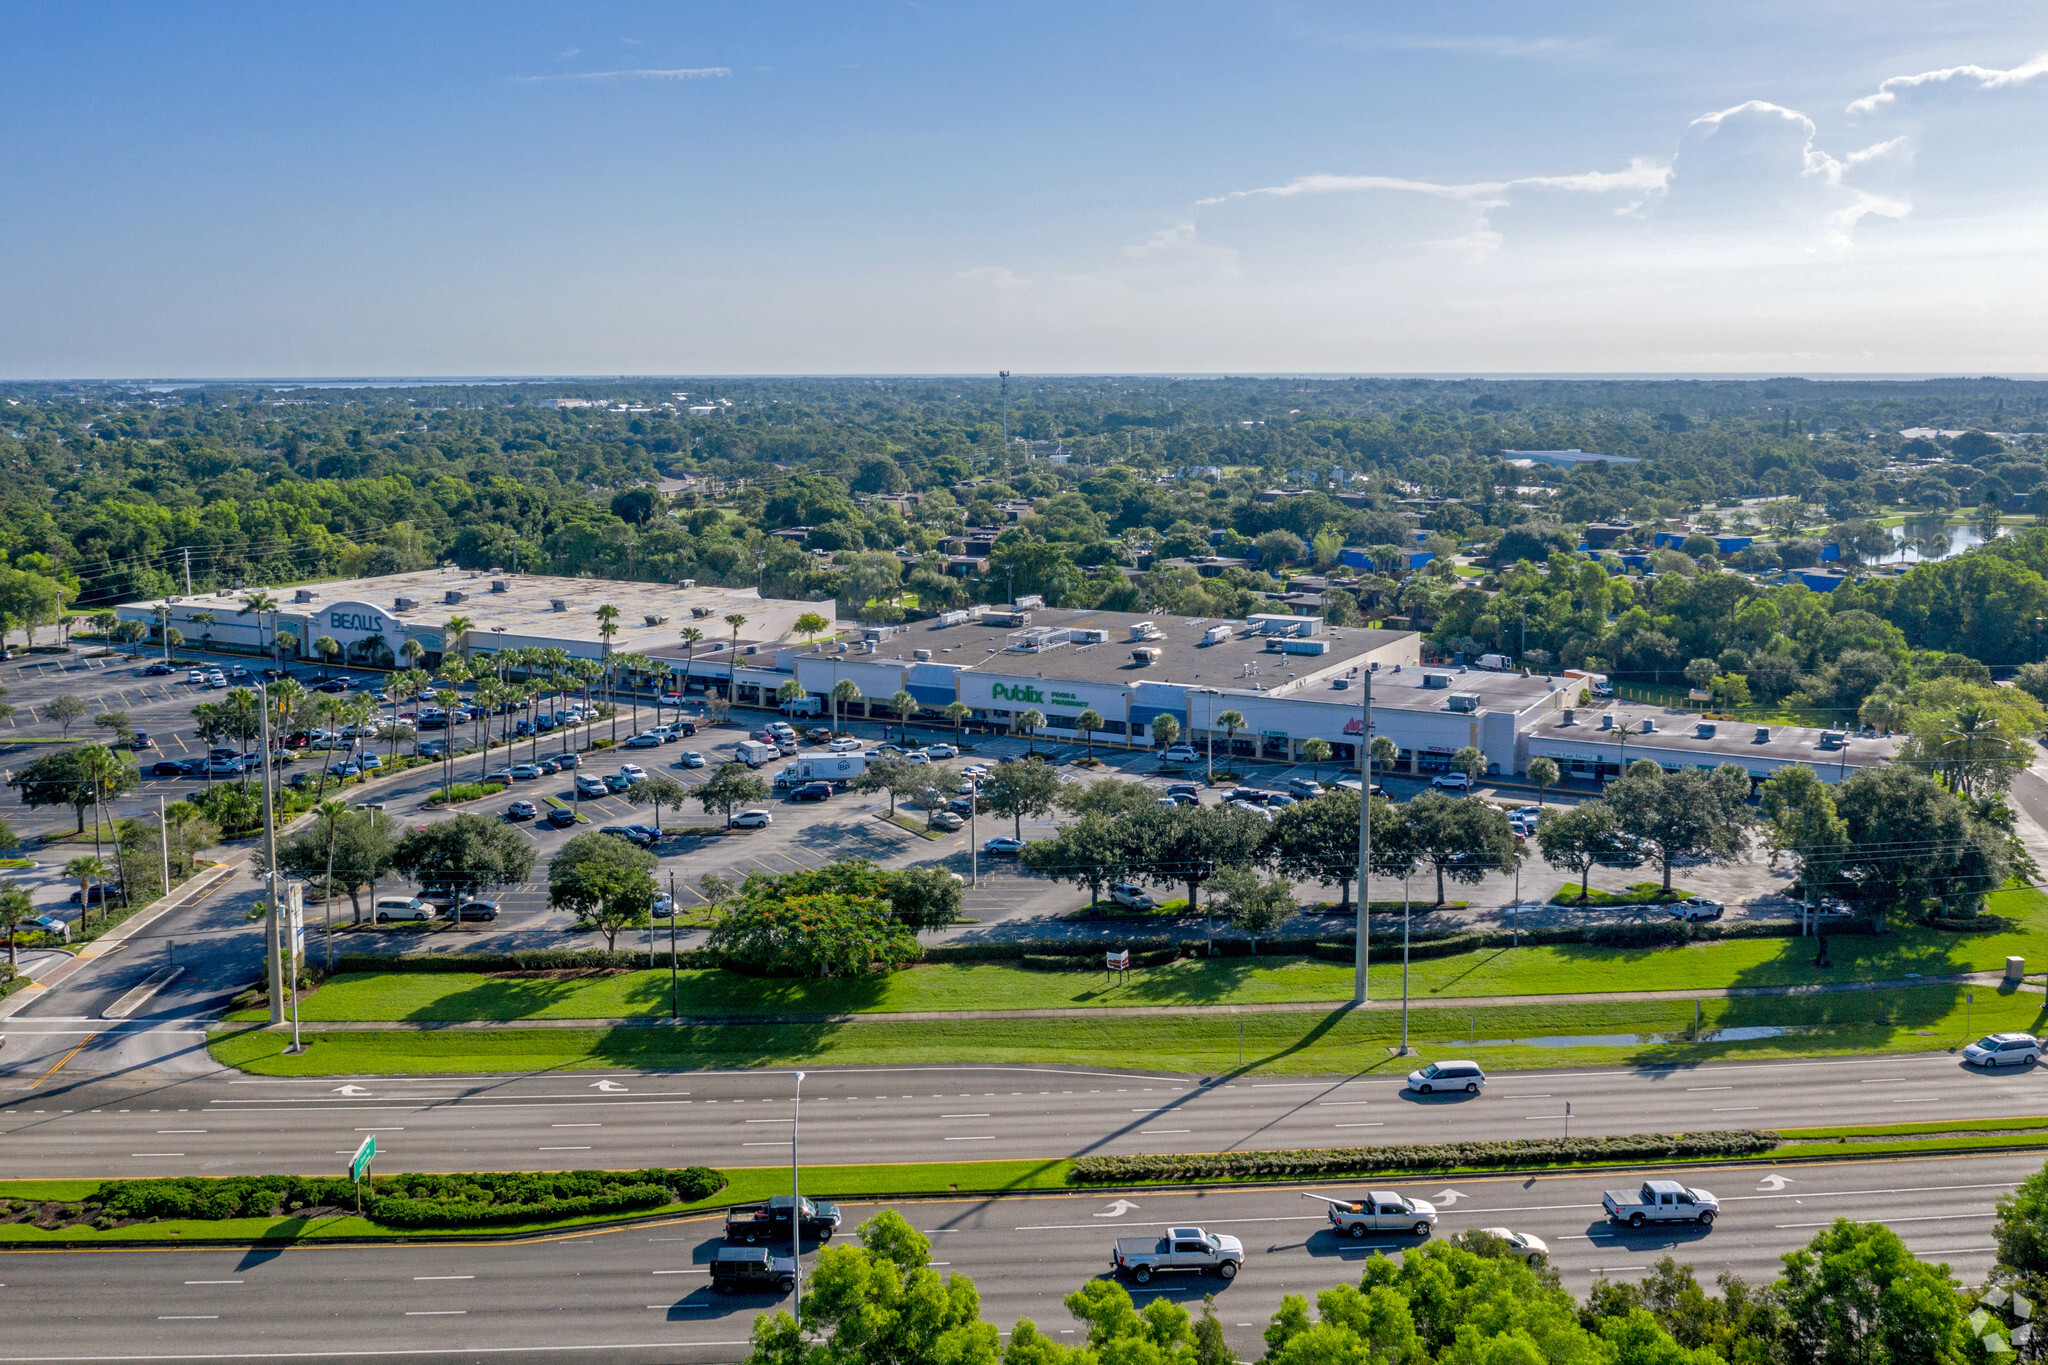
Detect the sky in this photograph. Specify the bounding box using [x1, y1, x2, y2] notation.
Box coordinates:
[3, 1, 2046, 378]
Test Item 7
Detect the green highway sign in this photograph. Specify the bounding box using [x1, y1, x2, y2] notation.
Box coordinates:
[349, 1134, 375, 1182]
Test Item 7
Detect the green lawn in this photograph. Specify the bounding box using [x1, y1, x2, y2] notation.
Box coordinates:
[235, 885, 2048, 1024]
[212, 979, 2048, 1079]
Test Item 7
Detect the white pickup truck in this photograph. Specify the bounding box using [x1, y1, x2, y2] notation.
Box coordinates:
[1112, 1227, 1244, 1283]
[1602, 1179, 1720, 1228]
[1301, 1191, 1438, 1238]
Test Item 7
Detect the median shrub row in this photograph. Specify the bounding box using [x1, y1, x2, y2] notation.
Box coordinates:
[91, 1167, 726, 1228]
[1068, 1131, 1778, 1183]
[336, 948, 715, 975]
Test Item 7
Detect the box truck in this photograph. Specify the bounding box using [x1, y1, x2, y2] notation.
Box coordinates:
[773, 752, 870, 789]
[735, 739, 779, 767]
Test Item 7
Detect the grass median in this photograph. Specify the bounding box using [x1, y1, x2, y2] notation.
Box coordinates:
[224, 883, 2048, 1026]
[211, 979, 2048, 1078]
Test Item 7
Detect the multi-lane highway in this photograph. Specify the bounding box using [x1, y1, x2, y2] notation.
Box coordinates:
[1, 1042, 2043, 1177]
[0, 1152, 2025, 1363]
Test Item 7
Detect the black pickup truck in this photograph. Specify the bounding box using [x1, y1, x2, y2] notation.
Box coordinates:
[724, 1195, 842, 1244]
[709, 1246, 796, 1295]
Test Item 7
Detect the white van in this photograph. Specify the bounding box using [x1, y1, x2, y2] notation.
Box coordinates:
[373, 896, 434, 923]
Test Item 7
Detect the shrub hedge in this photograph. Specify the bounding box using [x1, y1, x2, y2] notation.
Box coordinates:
[1068, 1131, 1777, 1183]
[336, 949, 715, 974]
[92, 1167, 726, 1228]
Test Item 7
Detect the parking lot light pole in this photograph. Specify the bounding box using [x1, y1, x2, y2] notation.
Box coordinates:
[259, 682, 284, 1026]
[669, 871, 680, 1020]
[791, 1071, 806, 1322]
[968, 774, 979, 888]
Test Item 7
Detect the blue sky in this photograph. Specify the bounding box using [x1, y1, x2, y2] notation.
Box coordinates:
[3, 1, 2045, 377]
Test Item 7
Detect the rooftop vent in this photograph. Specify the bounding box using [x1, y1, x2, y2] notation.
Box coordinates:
[1014, 594, 1045, 609]
[1755, 726, 1773, 743]
[1129, 620, 1164, 641]
[1421, 671, 1453, 690]
[1640, 718, 1656, 733]
[393, 596, 419, 611]
[294, 589, 319, 603]
[643, 614, 669, 627]
[1131, 646, 1161, 666]
[1599, 713, 1614, 730]
[914, 648, 932, 661]
[1562, 708, 1575, 725]
[214, 588, 234, 597]
[490, 579, 509, 593]
[677, 579, 696, 589]
[1447, 691, 1480, 713]
[691, 606, 714, 618]
[550, 598, 568, 612]
[1695, 722, 1717, 739]
[444, 590, 468, 605]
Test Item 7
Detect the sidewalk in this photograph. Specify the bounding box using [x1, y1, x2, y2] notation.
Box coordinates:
[239, 966, 2038, 1034]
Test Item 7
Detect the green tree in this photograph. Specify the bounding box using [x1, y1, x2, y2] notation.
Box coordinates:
[10, 746, 137, 834]
[627, 772, 690, 833]
[1535, 803, 1619, 902]
[794, 610, 830, 648]
[313, 635, 340, 679]
[1126, 802, 1270, 914]
[1149, 712, 1180, 752]
[1300, 737, 1332, 783]
[1263, 789, 1365, 908]
[1211, 865, 1293, 950]
[1776, 1219, 1971, 1365]
[697, 762, 771, 825]
[1995, 1156, 2048, 1282]
[1758, 764, 1849, 902]
[63, 854, 112, 924]
[93, 710, 134, 744]
[0, 885, 33, 966]
[1606, 760, 1753, 893]
[1401, 790, 1521, 905]
[853, 754, 922, 818]
[888, 865, 963, 934]
[708, 886, 920, 978]
[391, 813, 537, 902]
[1834, 765, 2009, 924]
[1214, 709, 1245, 768]
[265, 805, 399, 923]
[1020, 813, 1131, 910]
[1451, 745, 1485, 783]
[891, 689, 919, 745]
[44, 693, 89, 738]
[1073, 708, 1104, 759]
[982, 758, 1061, 840]
[1527, 755, 1560, 804]
[1015, 707, 1045, 756]
[548, 831, 658, 950]
[831, 678, 861, 735]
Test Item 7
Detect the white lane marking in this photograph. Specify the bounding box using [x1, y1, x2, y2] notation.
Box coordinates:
[743, 1119, 794, 1124]
[944, 1135, 996, 1141]
[537, 1146, 591, 1151]
[742, 1141, 790, 1146]
[1893, 1099, 1944, 1104]
[551, 1124, 600, 1128]
[354, 1128, 404, 1132]
[1685, 1087, 1733, 1092]
[131, 1153, 184, 1157]
[650, 1269, 704, 1275]
[1318, 1102, 1374, 1108]
[1336, 1122, 1385, 1129]
[1712, 1107, 1761, 1112]
[184, 1280, 242, 1285]
[159, 1315, 220, 1320]
[413, 1276, 474, 1281]
[405, 1310, 467, 1315]
[942, 1114, 991, 1118]
[156, 1130, 208, 1134]
[1141, 1129, 1190, 1135]
[1778, 1211, 1994, 1229]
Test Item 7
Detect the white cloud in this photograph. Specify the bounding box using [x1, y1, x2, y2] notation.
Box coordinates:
[513, 67, 730, 84]
[1195, 158, 1669, 211]
[1683, 100, 1909, 245]
[953, 266, 1031, 297]
[1847, 50, 2048, 115]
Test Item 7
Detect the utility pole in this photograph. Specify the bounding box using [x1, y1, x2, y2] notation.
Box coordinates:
[157, 794, 170, 906]
[791, 1071, 807, 1323]
[259, 683, 284, 1026]
[182, 548, 193, 596]
[1355, 668, 1372, 1004]
[668, 870, 679, 1019]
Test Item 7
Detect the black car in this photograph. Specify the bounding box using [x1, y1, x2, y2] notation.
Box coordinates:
[670, 719, 697, 737]
[1226, 787, 1271, 805]
[790, 781, 833, 802]
[710, 1246, 796, 1296]
[1165, 783, 1203, 799]
[259, 667, 290, 680]
[454, 899, 500, 922]
[724, 1196, 841, 1244]
[598, 825, 656, 847]
[150, 760, 187, 778]
[545, 806, 578, 828]
[313, 679, 351, 694]
[70, 884, 123, 906]
[142, 662, 175, 676]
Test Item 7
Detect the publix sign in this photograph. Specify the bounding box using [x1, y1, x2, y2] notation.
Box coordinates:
[982, 679, 1111, 712]
[991, 682, 1046, 704]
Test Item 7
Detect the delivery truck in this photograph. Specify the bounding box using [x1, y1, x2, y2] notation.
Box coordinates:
[773, 752, 870, 789]
[735, 739, 779, 767]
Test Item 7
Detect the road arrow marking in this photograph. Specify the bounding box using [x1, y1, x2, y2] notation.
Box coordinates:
[1433, 1189, 1469, 1206]
[1758, 1174, 1793, 1191]
[332, 1085, 371, 1096]
[590, 1080, 629, 1092]
[1094, 1200, 1141, 1218]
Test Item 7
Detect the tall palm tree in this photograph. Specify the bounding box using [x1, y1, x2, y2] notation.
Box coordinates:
[572, 657, 604, 749]
[399, 637, 426, 674]
[891, 689, 919, 746]
[1074, 708, 1104, 760]
[722, 613, 747, 711]
[832, 678, 860, 737]
[443, 615, 475, 664]
[64, 854, 111, 926]
[777, 679, 807, 716]
[190, 611, 216, 662]
[313, 635, 340, 679]
[1017, 708, 1044, 757]
[314, 797, 352, 925]
[472, 679, 502, 783]
[1216, 710, 1246, 771]
[945, 700, 971, 748]
[238, 592, 280, 665]
[273, 628, 296, 663]
[617, 653, 653, 732]
[677, 626, 704, 701]
[432, 687, 461, 799]
[595, 604, 621, 742]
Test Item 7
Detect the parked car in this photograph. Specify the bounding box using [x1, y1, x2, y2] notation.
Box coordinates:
[709, 1246, 796, 1296]
[926, 810, 963, 831]
[510, 764, 542, 781]
[327, 761, 361, 778]
[724, 1196, 841, 1245]
[1108, 882, 1155, 910]
[373, 896, 434, 923]
[454, 899, 501, 922]
[314, 679, 351, 693]
[69, 884, 123, 906]
[1603, 1179, 1719, 1228]
[790, 782, 834, 803]
[358, 753, 382, 769]
[142, 662, 174, 676]
[545, 804, 578, 828]
[1112, 1227, 1243, 1284]
[924, 743, 959, 759]
[827, 737, 862, 753]
[729, 809, 773, 829]
[1963, 1032, 2042, 1067]
[1165, 782, 1203, 799]
[679, 750, 705, 768]
[625, 732, 663, 749]
[575, 774, 609, 798]
[1306, 1191, 1438, 1239]
[485, 768, 515, 785]
[1161, 745, 1199, 764]
[228, 664, 249, 679]
[1667, 897, 1724, 922]
[1288, 778, 1324, 799]
[651, 895, 676, 919]
[149, 759, 187, 778]
[1430, 772, 1473, 791]
[532, 758, 561, 775]
[1406, 1059, 1486, 1095]
[598, 825, 656, 847]
[506, 800, 539, 821]
[618, 763, 647, 781]
[602, 772, 633, 793]
[186, 670, 205, 684]
[983, 836, 1025, 855]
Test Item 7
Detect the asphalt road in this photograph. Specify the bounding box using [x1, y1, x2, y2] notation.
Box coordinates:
[0, 1152, 2024, 1363]
[2, 1044, 2044, 1178]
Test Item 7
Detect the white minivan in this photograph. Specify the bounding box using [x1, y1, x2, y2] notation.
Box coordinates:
[1406, 1060, 1487, 1095]
[373, 896, 435, 923]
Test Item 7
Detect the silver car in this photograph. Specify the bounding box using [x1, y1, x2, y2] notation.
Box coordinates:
[1963, 1032, 2041, 1067]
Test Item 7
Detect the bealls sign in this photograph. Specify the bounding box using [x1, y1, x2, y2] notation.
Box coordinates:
[328, 610, 389, 634]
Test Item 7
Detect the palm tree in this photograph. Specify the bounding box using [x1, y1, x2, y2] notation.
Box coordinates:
[945, 700, 971, 748]
[1301, 737, 1331, 783]
[795, 611, 829, 649]
[1527, 756, 1559, 805]
[313, 797, 352, 922]
[777, 679, 807, 716]
[443, 615, 475, 663]
[572, 657, 604, 748]
[64, 854, 110, 927]
[1074, 708, 1104, 760]
[273, 628, 296, 663]
[190, 611, 216, 662]
[0, 885, 32, 966]
[832, 678, 860, 737]
[313, 635, 340, 679]
[889, 690, 918, 745]
[618, 653, 653, 731]
[1215, 710, 1246, 772]
[432, 688, 460, 799]
[399, 637, 426, 674]
[1017, 708, 1045, 757]
[595, 604, 621, 742]
[238, 592, 280, 665]
[677, 626, 704, 700]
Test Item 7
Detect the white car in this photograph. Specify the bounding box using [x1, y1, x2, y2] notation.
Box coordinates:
[617, 763, 647, 781]
[1667, 897, 1724, 922]
[186, 669, 204, 684]
[730, 809, 773, 829]
[1474, 1228, 1549, 1264]
[1108, 882, 1155, 910]
[678, 750, 705, 768]
[1963, 1032, 2041, 1067]
[924, 743, 959, 760]
[982, 836, 1025, 855]
[1406, 1059, 1486, 1094]
[962, 764, 990, 779]
[1430, 772, 1473, 791]
[827, 737, 862, 753]
[373, 896, 434, 923]
[1161, 745, 1199, 763]
[904, 750, 931, 765]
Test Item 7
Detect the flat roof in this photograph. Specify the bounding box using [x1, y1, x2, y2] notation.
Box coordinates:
[1528, 703, 1901, 767]
[1286, 663, 1574, 716]
[120, 569, 845, 652]
[856, 608, 1416, 692]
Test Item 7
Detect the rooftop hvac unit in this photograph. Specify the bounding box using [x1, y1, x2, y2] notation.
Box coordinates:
[393, 596, 419, 611]
[938, 610, 973, 626]
[1755, 726, 1773, 743]
[444, 590, 468, 605]
[1695, 722, 1717, 738]
[1421, 671, 1453, 689]
[677, 579, 696, 589]
[1014, 594, 1045, 609]
[1270, 637, 1328, 656]
[982, 609, 1029, 627]
[643, 614, 669, 627]
[1201, 625, 1232, 646]
[691, 606, 714, 618]
[491, 580, 509, 593]
[1599, 713, 1614, 730]
[914, 648, 933, 661]
[1640, 718, 1656, 733]
[862, 641, 877, 654]
[550, 599, 568, 612]
[1128, 620, 1163, 641]
[1131, 646, 1161, 666]
[215, 588, 235, 597]
[1561, 708, 1575, 725]
[294, 589, 319, 603]
[1076, 628, 1110, 644]
[1447, 692, 1480, 713]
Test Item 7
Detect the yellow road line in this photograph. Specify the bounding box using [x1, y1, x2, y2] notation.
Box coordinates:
[28, 1031, 97, 1088]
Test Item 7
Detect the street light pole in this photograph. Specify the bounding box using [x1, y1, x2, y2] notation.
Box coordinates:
[1400, 874, 1411, 1054]
[669, 871, 679, 1020]
[259, 683, 284, 1027]
[791, 1070, 806, 1322]
[1355, 667, 1372, 1005]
